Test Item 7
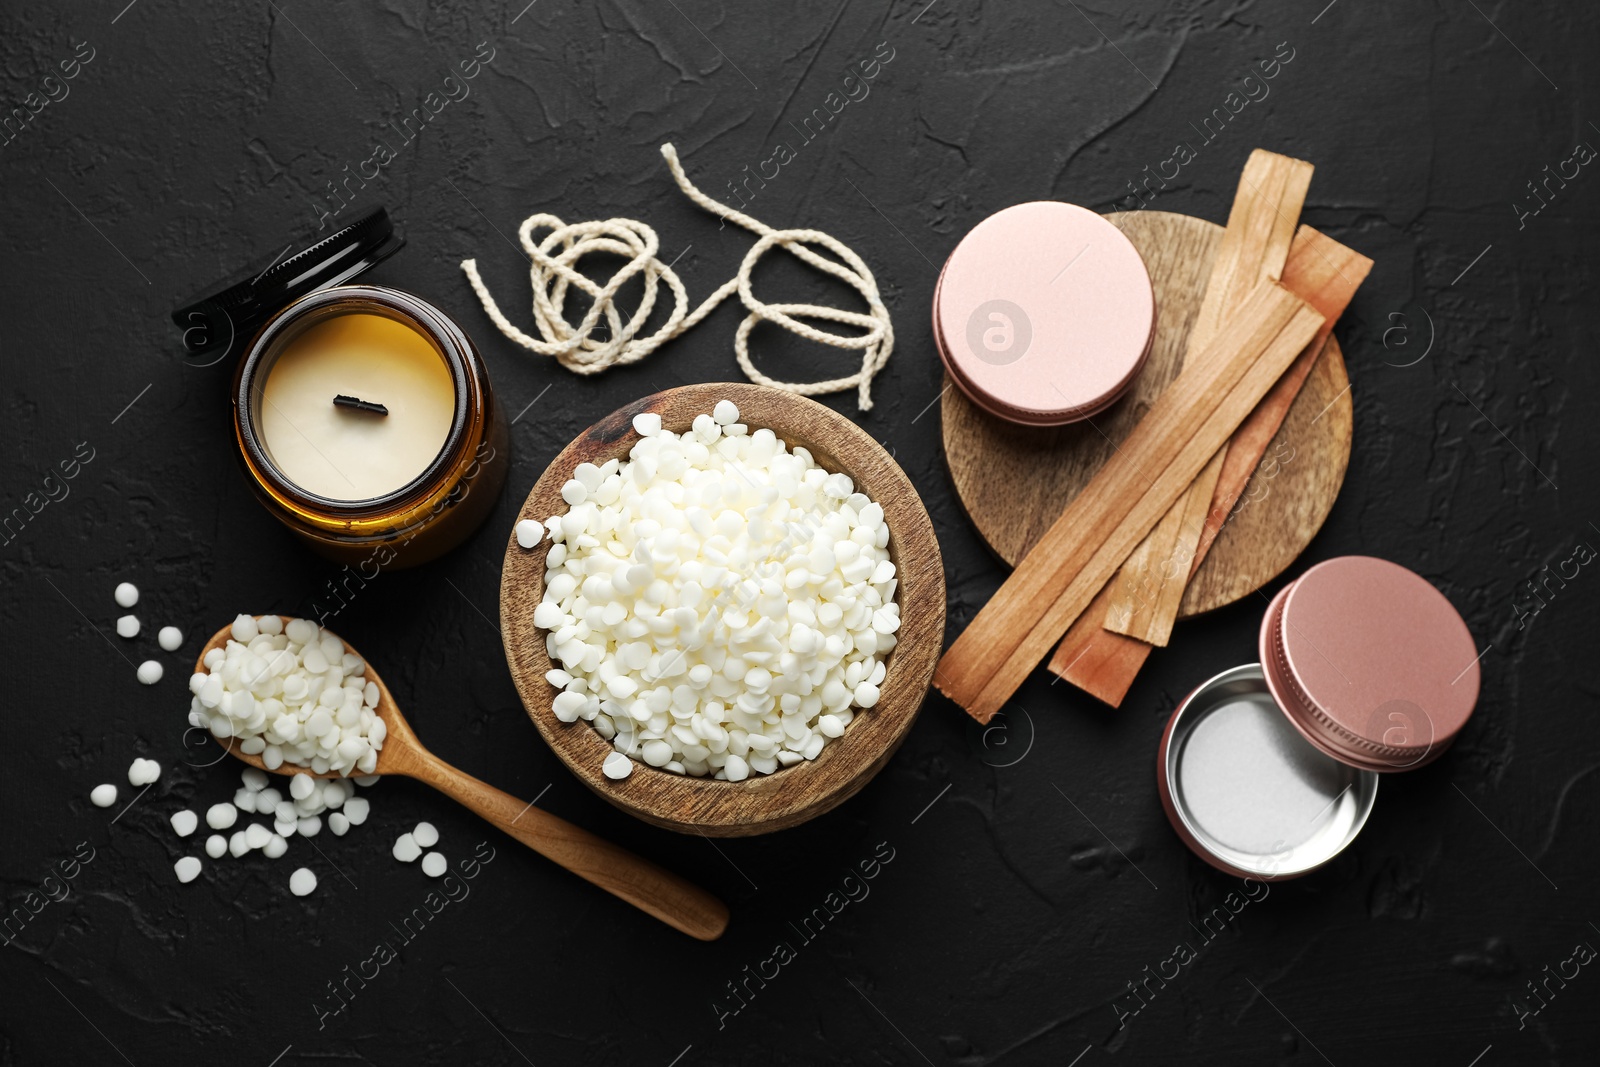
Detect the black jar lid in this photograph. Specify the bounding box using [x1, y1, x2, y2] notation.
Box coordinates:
[172, 206, 404, 364]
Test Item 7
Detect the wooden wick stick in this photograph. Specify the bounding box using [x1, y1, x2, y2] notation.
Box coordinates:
[1046, 225, 1372, 706]
[936, 281, 1324, 723]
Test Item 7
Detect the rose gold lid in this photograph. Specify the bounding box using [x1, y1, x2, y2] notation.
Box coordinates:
[1259, 556, 1481, 772]
[932, 202, 1155, 426]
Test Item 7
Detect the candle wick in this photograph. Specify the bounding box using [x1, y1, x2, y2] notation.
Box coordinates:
[333, 395, 389, 416]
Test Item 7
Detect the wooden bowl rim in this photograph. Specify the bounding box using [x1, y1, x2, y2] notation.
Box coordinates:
[499, 383, 946, 836]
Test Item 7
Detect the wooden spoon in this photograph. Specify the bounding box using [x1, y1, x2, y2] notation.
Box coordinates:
[197, 618, 729, 941]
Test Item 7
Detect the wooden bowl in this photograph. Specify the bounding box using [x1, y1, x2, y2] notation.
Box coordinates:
[500, 383, 946, 836]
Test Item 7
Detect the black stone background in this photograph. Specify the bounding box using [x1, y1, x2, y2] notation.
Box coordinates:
[2, 1, 1597, 1064]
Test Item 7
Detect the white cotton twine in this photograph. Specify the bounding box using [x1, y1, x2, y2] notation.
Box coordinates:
[459, 143, 894, 410]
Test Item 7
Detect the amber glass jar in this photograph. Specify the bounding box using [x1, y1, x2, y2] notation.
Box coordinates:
[232, 284, 508, 568]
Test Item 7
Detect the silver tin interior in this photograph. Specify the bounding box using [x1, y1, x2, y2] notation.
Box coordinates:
[1164, 664, 1379, 879]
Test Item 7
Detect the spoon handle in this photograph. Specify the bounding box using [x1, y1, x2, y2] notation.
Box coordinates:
[403, 749, 729, 940]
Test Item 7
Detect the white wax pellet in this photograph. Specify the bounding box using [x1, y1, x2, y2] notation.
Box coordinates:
[245, 823, 271, 849]
[354, 775, 380, 787]
[274, 818, 297, 837]
[234, 789, 257, 813]
[241, 767, 269, 792]
[322, 781, 347, 808]
[289, 867, 317, 896]
[552, 691, 586, 722]
[128, 757, 161, 786]
[204, 834, 227, 858]
[724, 754, 750, 782]
[602, 751, 634, 780]
[90, 784, 117, 808]
[393, 833, 421, 862]
[205, 803, 237, 830]
[116, 615, 140, 639]
[158, 626, 183, 651]
[328, 812, 350, 836]
[170, 809, 198, 837]
[297, 815, 321, 838]
[712, 400, 739, 425]
[230, 614, 259, 642]
[343, 797, 370, 825]
[114, 582, 139, 608]
[515, 518, 544, 549]
[228, 831, 249, 857]
[632, 412, 662, 436]
[289, 773, 314, 800]
[412, 821, 439, 848]
[421, 852, 447, 878]
[263, 833, 289, 859]
[137, 660, 164, 685]
[174, 856, 202, 883]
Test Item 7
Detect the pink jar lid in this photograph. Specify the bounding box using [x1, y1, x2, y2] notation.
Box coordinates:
[933, 202, 1155, 426]
[1259, 556, 1481, 772]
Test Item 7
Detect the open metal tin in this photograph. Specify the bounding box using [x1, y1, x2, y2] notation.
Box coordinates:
[1157, 556, 1480, 879]
[1159, 664, 1378, 880]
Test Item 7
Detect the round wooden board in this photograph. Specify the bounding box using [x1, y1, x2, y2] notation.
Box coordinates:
[501, 383, 946, 837]
[941, 210, 1353, 619]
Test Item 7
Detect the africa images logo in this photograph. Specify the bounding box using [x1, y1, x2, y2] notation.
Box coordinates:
[965, 299, 1032, 366]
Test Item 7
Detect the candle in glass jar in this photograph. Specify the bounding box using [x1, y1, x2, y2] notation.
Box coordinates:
[257, 312, 455, 500]
[235, 285, 508, 567]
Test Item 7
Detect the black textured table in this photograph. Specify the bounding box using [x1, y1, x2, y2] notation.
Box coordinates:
[4, 2, 1597, 1064]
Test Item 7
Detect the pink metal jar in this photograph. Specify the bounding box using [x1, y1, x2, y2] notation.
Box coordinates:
[933, 202, 1156, 426]
[1158, 556, 1481, 880]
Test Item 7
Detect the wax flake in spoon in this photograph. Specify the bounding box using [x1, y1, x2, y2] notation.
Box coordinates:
[187, 614, 385, 776]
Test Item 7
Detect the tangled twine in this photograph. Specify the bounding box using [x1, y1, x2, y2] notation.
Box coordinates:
[459, 144, 894, 410]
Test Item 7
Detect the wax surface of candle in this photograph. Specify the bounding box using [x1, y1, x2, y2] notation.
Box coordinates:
[259, 313, 454, 500]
